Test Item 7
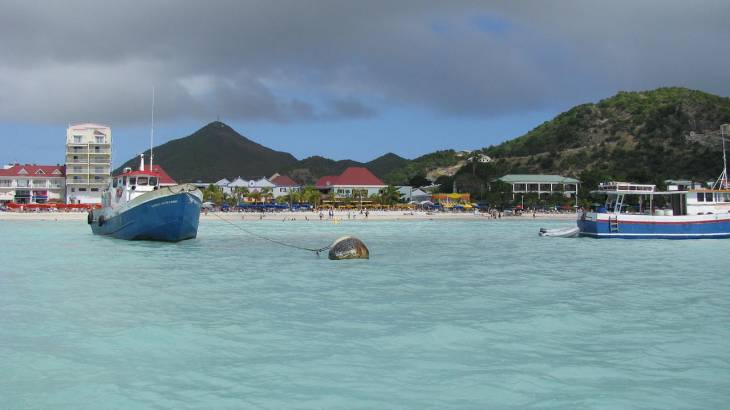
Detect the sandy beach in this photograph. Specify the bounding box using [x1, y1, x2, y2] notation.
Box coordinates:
[0, 210, 578, 222]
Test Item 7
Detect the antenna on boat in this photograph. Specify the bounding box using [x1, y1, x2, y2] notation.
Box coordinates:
[714, 124, 730, 190]
[150, 87, 155, 171]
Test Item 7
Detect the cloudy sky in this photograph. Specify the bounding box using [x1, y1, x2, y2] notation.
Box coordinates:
[1, 0, 729, 166]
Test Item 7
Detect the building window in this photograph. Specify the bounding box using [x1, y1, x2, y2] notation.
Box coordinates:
[79, 188, 87, 192]
[91, 188, 99, 192]
[73, 135, 82, 143]
[95, 136, 104, 144]
[71, 188, 76, 192]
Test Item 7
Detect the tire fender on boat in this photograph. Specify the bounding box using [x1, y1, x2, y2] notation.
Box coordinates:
[98, 215, 105, 227]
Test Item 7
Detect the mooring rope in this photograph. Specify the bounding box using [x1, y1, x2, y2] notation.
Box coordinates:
[211, 212, 331, 255]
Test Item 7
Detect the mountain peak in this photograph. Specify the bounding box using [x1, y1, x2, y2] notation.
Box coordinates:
[116, 122, 298, 182]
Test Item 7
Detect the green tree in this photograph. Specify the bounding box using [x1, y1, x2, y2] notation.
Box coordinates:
[300, 186, 321, 207]
[378, 185, 402, 206]
[203, 184, 224, 204]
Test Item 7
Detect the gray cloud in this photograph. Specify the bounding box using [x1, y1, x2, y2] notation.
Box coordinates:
[0, 0, 728, 125]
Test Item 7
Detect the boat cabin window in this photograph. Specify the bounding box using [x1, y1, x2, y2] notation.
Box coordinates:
[137, 177, 149, 186]
[149, 177, 158, 186]
[123, 176, 127, 186]
[697, 193, 705, 202]
[113, 178, 118, 188]
[705, 193, 714, 202]
[129, 177, 136, 185]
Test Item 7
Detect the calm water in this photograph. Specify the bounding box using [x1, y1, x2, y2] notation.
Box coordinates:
[1, 217, 729, 409]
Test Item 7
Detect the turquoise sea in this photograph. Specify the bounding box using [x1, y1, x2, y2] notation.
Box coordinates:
[1, 217, 729, 409]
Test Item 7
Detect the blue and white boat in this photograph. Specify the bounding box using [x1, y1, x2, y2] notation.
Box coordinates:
[577, 181, 730, 239]
[89, 155, 202, 241]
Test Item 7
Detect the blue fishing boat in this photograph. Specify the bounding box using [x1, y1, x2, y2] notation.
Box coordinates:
[88, 154, 202, 241]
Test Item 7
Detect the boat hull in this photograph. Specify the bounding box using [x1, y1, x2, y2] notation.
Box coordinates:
[578, 212, 730, 239]
[91, 191, 201, 242]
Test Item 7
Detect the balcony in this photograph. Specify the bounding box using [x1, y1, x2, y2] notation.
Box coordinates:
[65, 148, 111, 155]
[67, 168, 89, 175]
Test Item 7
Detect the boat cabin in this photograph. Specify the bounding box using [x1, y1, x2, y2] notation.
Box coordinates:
[592, 181, 730, 216]
[100, 154, 170, 207]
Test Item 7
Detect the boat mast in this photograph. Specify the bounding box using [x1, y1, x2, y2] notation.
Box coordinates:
[714, 124, 729, 190]
[150, 87, 155, 171]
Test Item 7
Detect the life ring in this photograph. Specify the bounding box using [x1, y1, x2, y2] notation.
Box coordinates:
[98, 215, 105, 227]
[116, 187, 123, 199]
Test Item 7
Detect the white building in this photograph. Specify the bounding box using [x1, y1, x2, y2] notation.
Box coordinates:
[65, 123, 112, 204]
[397, 186, 431, 203]
[270, 174, 301, 198]
[498, 174, 580, 199]
[227, 176, 275, 193]
[0, 164, 66, 204]
[214, 178, 232, 194]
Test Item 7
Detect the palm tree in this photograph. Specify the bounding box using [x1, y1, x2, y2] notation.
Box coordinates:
[249, 190, 262, 205]
[260, 187, 273, 204]
[352, 188, 368, 209]
[301, 186, 321, 207]
[379, 185, 402, 207]
[203, 184, 223, 204]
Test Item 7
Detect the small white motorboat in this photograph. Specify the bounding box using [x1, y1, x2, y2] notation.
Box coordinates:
[539, 227, 580, 237]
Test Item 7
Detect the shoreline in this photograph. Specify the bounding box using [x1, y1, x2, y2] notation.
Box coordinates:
[0, 210, 578, 222]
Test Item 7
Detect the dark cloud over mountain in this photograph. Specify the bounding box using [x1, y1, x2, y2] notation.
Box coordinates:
[0, 0, 728, 125]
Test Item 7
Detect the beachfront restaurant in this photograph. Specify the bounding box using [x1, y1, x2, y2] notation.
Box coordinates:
[498, 174, 579, 200]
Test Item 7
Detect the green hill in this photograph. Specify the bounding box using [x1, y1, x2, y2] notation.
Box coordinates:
[115, 121, 298, 182]
[484, 87, 730, 183]
[281, 153, 410, 185]
[115, 122, 423, 184]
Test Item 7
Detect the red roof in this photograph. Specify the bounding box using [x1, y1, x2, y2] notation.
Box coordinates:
[271, 175, 299, 187]
[0, 164, 65, 177]
[315, 175, 339, 187]
[116, 165, 177, 185]
[315, 167, 385, 188]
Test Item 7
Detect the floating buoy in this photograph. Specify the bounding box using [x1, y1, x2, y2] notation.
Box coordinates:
[328, 236, 370, 260]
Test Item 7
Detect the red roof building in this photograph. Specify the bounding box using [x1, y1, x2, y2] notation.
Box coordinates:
[315, 167, 387, 198]
[0, 164, 66, 204]
[271, 175, 298, 187]
[270, 174, 301, 198]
